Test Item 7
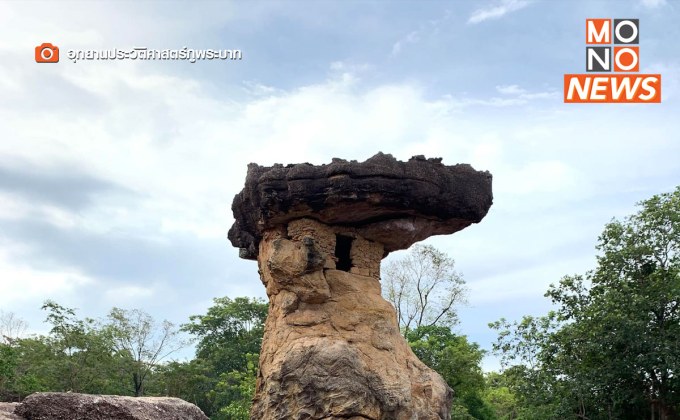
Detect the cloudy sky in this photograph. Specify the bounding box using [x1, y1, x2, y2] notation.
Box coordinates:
[1, 0, 678, 370]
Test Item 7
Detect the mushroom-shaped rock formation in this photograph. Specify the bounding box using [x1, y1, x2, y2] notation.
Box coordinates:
[229, 153, 493, 420]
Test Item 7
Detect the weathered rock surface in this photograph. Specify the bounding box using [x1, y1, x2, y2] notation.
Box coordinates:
[12, 392, 208, 420]
[229, 152, 493, 259]
[0, 403, 21, 420]
[229, 154, 493, 420]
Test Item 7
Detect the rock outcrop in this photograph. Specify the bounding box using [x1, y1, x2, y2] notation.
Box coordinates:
[229, 153, 493, 419]
[0, 403, 21, 420]
[11, 393, 208, 420]
[229, 152, 493, 259]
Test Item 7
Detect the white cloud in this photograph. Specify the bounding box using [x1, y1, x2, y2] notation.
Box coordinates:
[104, 285, 155, 303]
[0, 246, 94, 307]
[460, 97, 527, 107]
[498, 161, 581, 195]
[391, 10, 452, 56]
[242, 81, 279, 96]
[496, 84, 526, 95]
[0, 193, 29, 221]
[643, 61, 680, 101]
[2, 58, 665, 248]
[444, 91, 557, 108]
[0, 192, 81, 229]
[518, 91, 558, 100]
[640, 0, 667, 7]
[468, 0, 531, 24]
[392, 31, 420, 56]
[495, 84, 559, 101]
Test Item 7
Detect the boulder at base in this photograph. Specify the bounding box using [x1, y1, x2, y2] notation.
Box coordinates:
[13, 392, 208, 420]
[0, 403, 22, 420]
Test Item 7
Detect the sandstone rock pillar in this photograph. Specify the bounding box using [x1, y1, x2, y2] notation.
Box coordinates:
[228, 153, 493, 420]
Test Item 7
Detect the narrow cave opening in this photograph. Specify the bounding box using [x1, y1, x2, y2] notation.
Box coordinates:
[335, 234, 353, 272]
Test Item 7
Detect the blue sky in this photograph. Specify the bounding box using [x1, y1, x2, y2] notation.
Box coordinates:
[1, 0, 679, 371]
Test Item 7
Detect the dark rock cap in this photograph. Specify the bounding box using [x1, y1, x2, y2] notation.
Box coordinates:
[229, 152, 493, 259]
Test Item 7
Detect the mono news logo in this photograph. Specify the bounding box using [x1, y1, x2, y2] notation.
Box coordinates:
[564, 18, 661, 103]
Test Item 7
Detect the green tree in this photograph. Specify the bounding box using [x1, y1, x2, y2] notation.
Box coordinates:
[2, 302, 191, 402]
[488, 315, 568, 419]
[182, 297, 267, 375]
[40, 301, 128, 395]
[106, 307, 185, 397]
[0, 311, 30, 400]
[2, 302, 134, 399]
[547, 186, 680, 418]
[210, 353, 258, 420]
[0, 343, 18, 400]
[492, 187, 680, 419]
[149, 359, 214, 408]
[483, 372, 519, 420]
[406, 325, 494, 419]
[1, 337, 56, 399]
[181, 296, 267, 417]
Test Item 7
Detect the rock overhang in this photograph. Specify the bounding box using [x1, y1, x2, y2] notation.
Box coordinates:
[228, 152, 493, 259]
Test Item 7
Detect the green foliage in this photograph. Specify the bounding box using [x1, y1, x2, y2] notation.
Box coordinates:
[0, 301, 187, 401]
[181, 296, 267, 417]
[40, 301, 131, 395]
[148, 359, 214, 409]
[107, 307, 184, 396]
[406, 325, 495, 420]
[5, 337, 55, 396]
[0, 297, 267, 419]
[4, 292, 499, 420]
[182, 297, 267, 375]
[482, 373, 518, 420]
[491, 187, 680, 419]
[210, 353, 258, 420]
[0, 343, 18, 400]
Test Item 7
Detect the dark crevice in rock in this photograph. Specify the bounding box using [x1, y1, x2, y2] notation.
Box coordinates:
[334, 235, 353, 272]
